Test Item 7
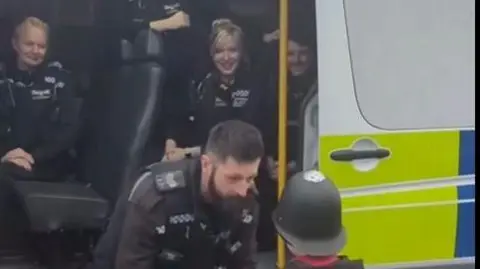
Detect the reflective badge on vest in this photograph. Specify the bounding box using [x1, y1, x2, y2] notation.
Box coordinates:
[31, 89, 53, 100]
[44, 76, 56, 84]
[232, 89, 250, 108]
[155, 225, 166, 235]
[169, 213, 195, 224]
[241, 209, 253, 224]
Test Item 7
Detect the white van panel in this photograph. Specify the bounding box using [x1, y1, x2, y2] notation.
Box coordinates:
[344, 0, 475, 131]
[316, 0, 475, 136]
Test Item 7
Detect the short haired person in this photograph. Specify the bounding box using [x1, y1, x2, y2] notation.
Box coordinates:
[0, 17, 80, 240]
[0, 16, 79, 178]
[115, 120, 263, 269]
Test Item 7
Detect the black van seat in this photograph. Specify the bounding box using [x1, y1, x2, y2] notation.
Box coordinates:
[13, 181, 109, 232]
[2, 30, 165, 268]
[8, 30, 164, 232]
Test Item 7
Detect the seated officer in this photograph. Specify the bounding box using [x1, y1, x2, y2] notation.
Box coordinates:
[273, 170, 365, 269]
[115, 120, 262, 269]
[0, 17, 80, 220]
[0, 16, 79, 179]
[163, 19, 266, 162]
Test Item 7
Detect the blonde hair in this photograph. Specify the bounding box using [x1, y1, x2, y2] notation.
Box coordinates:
[209, 19, 244, 57]
[13, 17, 49, 42]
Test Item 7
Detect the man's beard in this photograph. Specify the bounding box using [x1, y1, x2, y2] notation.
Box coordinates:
[207, 167, 241, 213]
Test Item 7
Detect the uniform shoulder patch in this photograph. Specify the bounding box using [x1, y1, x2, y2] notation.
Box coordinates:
[153, 170, 186, 193]
[128, 171, 165, 210]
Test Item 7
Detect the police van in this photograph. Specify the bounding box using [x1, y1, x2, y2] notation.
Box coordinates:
[297, 0, 475, 268]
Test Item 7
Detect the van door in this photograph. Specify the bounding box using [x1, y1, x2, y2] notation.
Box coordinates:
[298, 83, 318, 171]
[313, 0, 475, 267]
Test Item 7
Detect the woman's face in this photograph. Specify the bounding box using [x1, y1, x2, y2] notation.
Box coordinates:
[13, 25, 47, 70]
[288, 40, 312, 76]
[212, 34, 241, 76]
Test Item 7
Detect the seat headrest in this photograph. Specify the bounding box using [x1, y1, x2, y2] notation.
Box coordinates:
[132, 30, 164, 62]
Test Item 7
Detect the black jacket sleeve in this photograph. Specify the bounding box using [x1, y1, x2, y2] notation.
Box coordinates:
[116, 202, 163, 269]
[31, 66, 82, 162]
[116, 166, 171, 269]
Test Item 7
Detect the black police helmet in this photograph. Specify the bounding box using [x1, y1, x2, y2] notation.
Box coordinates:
[272, 170, 346, 256]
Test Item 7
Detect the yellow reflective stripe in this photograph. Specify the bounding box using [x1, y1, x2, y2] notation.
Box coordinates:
[340, 186, 458, 265]
[319, 131, 459, 189]
[319, 131, 461, 265]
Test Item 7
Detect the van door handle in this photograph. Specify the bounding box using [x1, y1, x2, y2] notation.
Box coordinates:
[330, 149, 390, 162]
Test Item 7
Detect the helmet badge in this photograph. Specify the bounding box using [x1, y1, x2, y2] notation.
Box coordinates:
[303, 170, 326, 183]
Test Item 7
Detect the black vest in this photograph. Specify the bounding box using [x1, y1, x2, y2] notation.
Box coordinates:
[147, 159, 253, 269]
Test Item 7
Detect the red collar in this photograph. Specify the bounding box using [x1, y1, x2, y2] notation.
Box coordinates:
[294, 255, 339, 267]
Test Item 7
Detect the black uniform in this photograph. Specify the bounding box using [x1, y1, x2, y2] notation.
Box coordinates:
[0, 60, 80, 243]
[0, 60, 80, 179]
[115, 158, 259, 269]
[170, 70, 266, 147]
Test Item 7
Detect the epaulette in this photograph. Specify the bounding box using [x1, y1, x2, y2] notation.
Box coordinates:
[47, 61, 63, 69]
[128, 171, 155, 203]
[128, 171, 166, 211]
[47, 61, 71, 74]
[152, 169, 187, 193]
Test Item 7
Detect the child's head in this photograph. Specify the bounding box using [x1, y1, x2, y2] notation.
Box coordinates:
[272, 170, 346, 256]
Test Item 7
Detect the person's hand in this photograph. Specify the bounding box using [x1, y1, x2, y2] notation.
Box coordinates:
[150, 11, 190, 32]
[7, 158, 33, 171]
[165, 147, 187, 162]
[267, 157, 278, 180]
[170, 11, 190, 29]
[1, 148, 34, 164]
[263, 29, 279, 43]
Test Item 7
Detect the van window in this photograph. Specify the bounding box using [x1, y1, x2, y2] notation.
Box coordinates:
[344, 0, 475, 130]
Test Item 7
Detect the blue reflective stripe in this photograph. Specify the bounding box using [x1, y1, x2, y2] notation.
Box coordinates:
[455, 130, 475, 258]
[458, 184, 475, 200]
[455, 184, 475, 258]
[459, 130, 475, 175]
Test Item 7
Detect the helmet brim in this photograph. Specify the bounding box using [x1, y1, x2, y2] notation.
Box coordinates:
[273, 214, 346, 256]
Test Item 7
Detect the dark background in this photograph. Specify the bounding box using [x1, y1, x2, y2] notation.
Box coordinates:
[0, 0, 315, 70]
